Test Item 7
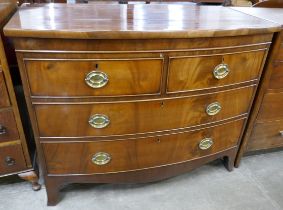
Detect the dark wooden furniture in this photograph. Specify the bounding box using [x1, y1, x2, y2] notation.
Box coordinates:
[253, 0, 283, 7]
[232, 7, 283, 166]
[0, 1, 40, 189]
[4, 4, 280, 205]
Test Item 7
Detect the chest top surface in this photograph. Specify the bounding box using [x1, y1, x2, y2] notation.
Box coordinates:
[3, 4, 281, 39]
[232, 7, 283, 26]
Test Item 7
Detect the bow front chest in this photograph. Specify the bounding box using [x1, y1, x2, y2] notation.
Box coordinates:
[4, 4, 280, 205]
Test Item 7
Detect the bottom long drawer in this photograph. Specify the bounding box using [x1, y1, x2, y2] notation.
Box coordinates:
[43, 119, 245, 175]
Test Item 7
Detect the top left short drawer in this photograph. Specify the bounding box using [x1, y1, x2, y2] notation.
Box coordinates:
[23, 57, 164, 97]
[0, 69, 10, 108]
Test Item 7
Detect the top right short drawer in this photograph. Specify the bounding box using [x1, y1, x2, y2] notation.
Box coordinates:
[167, 50, 265, 93]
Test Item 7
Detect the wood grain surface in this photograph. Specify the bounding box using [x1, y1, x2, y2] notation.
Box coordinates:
[167, 50, 265, 93]
[34, 86, 255, 137]
[43, 119, 244, 174]
[4, 4, 281, 39]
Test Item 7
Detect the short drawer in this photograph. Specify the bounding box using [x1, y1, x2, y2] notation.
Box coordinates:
[0, 110, 19, 142]
[247, 120, 283, 151]
[0, 70, 10, 108]
[24, 58, 163, 97]
[43, 119, 244, 174]
[269, 61, 283, 89]
[35, 86, 254, 137]
[257, 92, 283, 122]
[167, 50, 265, 93]
[0, 143, 27, 175]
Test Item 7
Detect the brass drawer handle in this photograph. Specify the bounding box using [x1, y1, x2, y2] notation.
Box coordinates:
[213, 63, 229, 80]
[206, 102, 222, 116]
[89, 114, 110, 129]
[85, 71, 108, 89]
[92, 152, 111, 165]
[280, 131, 283, 137]
[5, 156, 16, 166]
[199, 138, 214, 150]
[0, 125, 6, 135]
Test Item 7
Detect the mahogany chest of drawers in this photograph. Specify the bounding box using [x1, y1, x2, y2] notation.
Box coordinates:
[232, 8, 283, 166]
[0, 1, 40, 189]
[4, 4, 280, 205]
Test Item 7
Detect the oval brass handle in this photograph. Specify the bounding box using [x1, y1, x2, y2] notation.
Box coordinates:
[206, 102, 222, 116]
[89, 114, 110, 129]
[213, 63, 230, 80]
[85, 71, 108, 89]
[5, 156, 16, 166]
[0, 125, 6, 135]
[92, 152, 111, 165]
[199, 138, 214, 150]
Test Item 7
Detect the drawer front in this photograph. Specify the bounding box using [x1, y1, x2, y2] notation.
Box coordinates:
[0, 71, 10, 108]
[269, 62, 283, 89]
[0, 143, 27, 175]
[167, 50, 265, 93]
[24, 58, 163, 97]
[43, 119, 244, 174]
[35, 86, 254, 137]
[0, 110, 19, 142]
[257, 92, 283, 122]
[250, 120, 283, 151]
[248, 121, 283, 151]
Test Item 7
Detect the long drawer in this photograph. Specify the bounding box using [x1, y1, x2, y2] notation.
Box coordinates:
[0, 70, 10, 108]
[0, 142, 27, 176]
[43, 119, 244, 174]
[167, 50, 265, 93]
[35, 86, 254, 138]
[0, 110, 19, 143]
[248, 120, 283, 151]
[269, 61, 283, 89]
[257, 92, 283, 122]
[24, 58, 163, 97]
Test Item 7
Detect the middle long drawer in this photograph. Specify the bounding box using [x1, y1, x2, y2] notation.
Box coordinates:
[35, 86, 254, 138]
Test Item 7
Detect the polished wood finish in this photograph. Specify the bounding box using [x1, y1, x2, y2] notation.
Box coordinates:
[0, 70, 10, 107]
[269, 62, 283, 89]
[45, 147, 237, 206]
[167, 50, 265, 93]
[3, 4, 280, 39]
[35, 87, 254, 138]
[232, 7, 283, 166]
[5, 4, 277, 205]
[247, 120, 283, 151]
[43, 119, 245, 174]
[253, 0, 283, 7]
[0, 2, 40, 188]
[0, 109, 19, 142]
[0, 142, 27, 176]
[257, 92, 283, 122]
[18, 171, 42, 191]
[24, 57, 163, 97]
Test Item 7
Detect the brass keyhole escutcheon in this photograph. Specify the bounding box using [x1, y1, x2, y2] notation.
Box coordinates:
[213, 63, 230, 80]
